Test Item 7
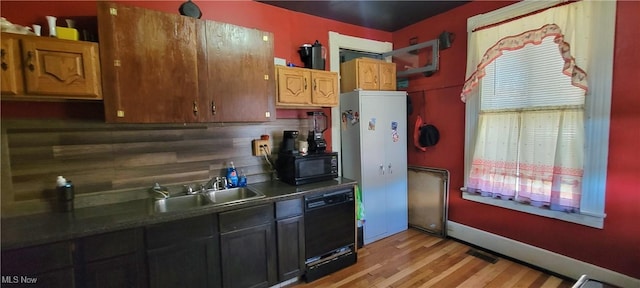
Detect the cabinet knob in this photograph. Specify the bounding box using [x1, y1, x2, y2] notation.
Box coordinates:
[193, 101, 198, 115]
[211, 101, 216, 115]
[1, 49, 7, 71]
[26, 51, 35, 71]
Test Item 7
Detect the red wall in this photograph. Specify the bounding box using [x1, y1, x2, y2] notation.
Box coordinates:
[395, 0, 640, 279]
[0, 0, 392, 152]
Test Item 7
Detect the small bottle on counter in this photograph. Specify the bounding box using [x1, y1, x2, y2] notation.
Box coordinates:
[238, 169, 247, 187]
[56, 176, 74, 212]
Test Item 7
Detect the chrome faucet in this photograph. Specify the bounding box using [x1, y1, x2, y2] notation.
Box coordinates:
[204, 176, 227, 191]
[151, 183, 170, 199]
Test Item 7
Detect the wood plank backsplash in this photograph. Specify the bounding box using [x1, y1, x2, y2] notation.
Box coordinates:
[1, 119, 309, 217]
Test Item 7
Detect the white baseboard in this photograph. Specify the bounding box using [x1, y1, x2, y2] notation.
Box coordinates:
[446, 221, 640, 288]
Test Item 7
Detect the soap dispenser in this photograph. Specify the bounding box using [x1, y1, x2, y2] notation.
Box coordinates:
[226, 161, 238, 188]
[56, 176, 74, 212]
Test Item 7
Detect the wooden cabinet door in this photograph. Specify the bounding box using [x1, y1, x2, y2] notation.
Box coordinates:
[147, 238, 218, 288]
[146, 215, 220, 288]
[1, 35, 23, 95]
[356, 59, 380, 90]
[378, 62, 397, 91]
[276, 215, 305, 281]
[20, 37, 101, 100]
[310, 70, 338, 106]
[97, 2, 199, 123]
[276, 66, 311, 106]
[81, 229, 146, 288]
[85, 253, 145, 288]
[203, 21, 275, 122]
[220, 223, 277, 288]
[1, 241, 76, 287]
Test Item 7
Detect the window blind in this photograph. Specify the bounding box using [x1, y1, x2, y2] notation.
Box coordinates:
[480, 37, 585, 111]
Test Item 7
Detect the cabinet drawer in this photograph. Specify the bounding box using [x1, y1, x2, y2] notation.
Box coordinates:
[82, 228, 142, 262]
[1, 241, 74, 274]
[146, 215, 216, 250]
[275, 198, 303, 219]
[219, 204, 273, 233]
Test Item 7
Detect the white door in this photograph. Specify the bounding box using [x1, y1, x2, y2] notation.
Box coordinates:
[360, 94, 388, 244]
[382, 93, 408, 235]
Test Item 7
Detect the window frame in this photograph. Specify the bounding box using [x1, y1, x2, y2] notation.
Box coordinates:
[462, 0, 616, 229]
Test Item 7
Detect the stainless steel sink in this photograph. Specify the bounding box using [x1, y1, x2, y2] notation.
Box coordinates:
[203, 187, 265, 205]
[153, 193, 213, 213]
[152, 187, 265, 213]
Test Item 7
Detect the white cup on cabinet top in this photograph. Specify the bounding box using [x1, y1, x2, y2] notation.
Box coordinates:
[65, 19, 75, 28]
[32, 24, 41, 36]
[45, 15, 57, 37]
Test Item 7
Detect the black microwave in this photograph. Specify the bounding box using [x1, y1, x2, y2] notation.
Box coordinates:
[276, 152, 339, 186]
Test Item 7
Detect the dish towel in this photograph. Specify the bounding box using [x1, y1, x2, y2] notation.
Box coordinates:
[356, 185, 365, 226]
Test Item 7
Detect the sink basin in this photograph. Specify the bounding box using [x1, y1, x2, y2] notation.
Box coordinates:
[152, 187, 265, 213]
[203, 187, 265, 205]
[153, 193, 213, 213]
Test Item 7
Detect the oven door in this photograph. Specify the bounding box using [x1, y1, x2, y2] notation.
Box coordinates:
[304, 189, 355, 260]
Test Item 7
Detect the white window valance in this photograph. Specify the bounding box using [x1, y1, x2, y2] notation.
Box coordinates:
[462, 0, 595, 102]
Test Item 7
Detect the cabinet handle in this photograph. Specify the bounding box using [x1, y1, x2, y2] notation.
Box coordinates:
[379, 164, 385, 175]
[193, 101, 198, 115]
[1, 48, 7, 71]
[314, 79, 317, 91]
[304, 78, 308, 90]
[388, 163, 393, 174]
[26, 51, 35, 71]
[211, 101, 216, 115]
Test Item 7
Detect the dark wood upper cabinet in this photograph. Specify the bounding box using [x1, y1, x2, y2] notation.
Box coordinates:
[199, 21, 275, 122]
[98, 1, 200, 123]
[98, 1, 274, 123]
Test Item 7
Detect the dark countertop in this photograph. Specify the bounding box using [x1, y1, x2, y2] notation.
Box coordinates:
[1, 178, 357, 250]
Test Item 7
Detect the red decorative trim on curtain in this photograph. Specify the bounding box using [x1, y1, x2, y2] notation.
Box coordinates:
[461, 24, 588, 102]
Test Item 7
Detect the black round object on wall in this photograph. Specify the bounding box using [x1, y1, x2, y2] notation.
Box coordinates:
[179, 0, 202, 19]
[418, 124, 440, 147]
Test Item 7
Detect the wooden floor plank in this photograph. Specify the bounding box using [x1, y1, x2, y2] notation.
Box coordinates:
[288, 229, 574, 288]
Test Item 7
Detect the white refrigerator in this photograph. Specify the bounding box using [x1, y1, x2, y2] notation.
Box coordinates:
[340, 90, 408, 245]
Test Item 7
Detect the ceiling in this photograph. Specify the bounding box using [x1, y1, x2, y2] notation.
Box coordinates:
[257, 1, 469, 32]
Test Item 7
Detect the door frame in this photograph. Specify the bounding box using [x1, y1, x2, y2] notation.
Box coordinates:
[328, 31, 392, 175]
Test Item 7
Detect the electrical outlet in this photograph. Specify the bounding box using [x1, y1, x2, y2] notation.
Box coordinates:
[252, 140, 270, 156]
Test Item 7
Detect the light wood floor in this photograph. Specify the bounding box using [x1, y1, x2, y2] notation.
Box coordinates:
[288, 228, 574, 288]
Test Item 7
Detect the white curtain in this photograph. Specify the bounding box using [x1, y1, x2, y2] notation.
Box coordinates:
[463, 1, 593, 211]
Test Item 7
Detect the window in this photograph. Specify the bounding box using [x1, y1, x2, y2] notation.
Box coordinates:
[462, 1, 616, 228]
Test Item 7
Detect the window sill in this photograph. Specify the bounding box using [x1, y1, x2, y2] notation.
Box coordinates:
[462, 192, 604, 229]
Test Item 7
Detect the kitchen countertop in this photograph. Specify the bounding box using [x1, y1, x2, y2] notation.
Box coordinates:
[1, 178, 357, 250]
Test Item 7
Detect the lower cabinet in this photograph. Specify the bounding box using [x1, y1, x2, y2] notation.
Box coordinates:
[275, 198, 305, 281]
[1, 241, 76, 288]
[219, 204, 277, 288]
[84, 253, 144, 288]
[145, 214, 221, 288]
[0, 229, 146, 288]
[79, 229, 146, 288]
